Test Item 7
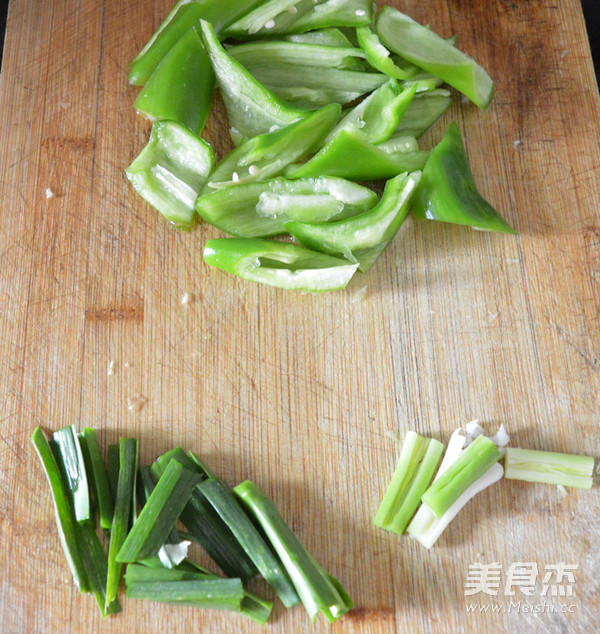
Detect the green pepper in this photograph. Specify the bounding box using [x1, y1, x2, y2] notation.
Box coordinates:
[231, 56, 387, 110]
[227, 40, 367, 71]
[285, 128, 428, 181]
[324, 80, 417, 145]
[375, 7, 494, 110]
[356, 25, 419, 80]
[126, 120, 213, 228]
[412, 122, 516, 233]
[203, 238, 359, 292]
[196, 176, 377, 237]
[200, 19, 308, 144]
[133, 28, 214, 136]
[393, 89, 452, 138]
[285, 171, 421, 271]
[128, 0, 266, 85]
[283, 28, 355, 47]
[224, 0, 372, 39]
[377, 135, 419, 154]
[203, 103, 340, 192]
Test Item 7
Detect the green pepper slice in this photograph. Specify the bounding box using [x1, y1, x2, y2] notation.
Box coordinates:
[128, 0, 266, 85]
[126, 120, 213, 228]
[393, 89, 452, 138]
[196, 176, 377, 237]
[413, 121, 516, 233]
[285, 171, 421, 271]
[356, 25, 420, 80]
[224, 0, 372, 39]
[376, 7, 494, 110]
[203, 103, 340, 192]
[286, 128, 428, 181]
[133, 28, 214, 136]
[200, 20, 308, 143]
[203, 238, 359, 292]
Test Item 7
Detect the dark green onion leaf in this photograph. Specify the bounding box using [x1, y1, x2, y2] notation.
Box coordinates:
[106, 438, 139, 609]
[117, 460, 201, 563]
[234, 480, 352, 623]
[199, 477, 299, 608]
[79, 428, 114, 530]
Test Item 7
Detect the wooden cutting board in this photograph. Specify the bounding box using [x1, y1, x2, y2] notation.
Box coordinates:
[0, 0, 599, 632]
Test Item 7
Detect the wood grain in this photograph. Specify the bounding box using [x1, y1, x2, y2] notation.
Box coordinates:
[0, 0, 599, 632]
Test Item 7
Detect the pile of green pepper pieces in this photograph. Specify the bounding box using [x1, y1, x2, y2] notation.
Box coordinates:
[126, 0, 516, 293]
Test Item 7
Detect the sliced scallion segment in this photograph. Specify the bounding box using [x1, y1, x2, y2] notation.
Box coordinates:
[106, 438, 139, 610]
[151, 450, 258, 582]
[52, 425, 92, 525]
[117, 460, 202, 563]
[78, 522, 121, 616]
[504, 448, 595, 489]
[421, 435, 501, 518]
[234, 480, 352, 623]
[31, 427, 90, 592]
[374, 432, 444, 535]
[199, 477, 300, 608]
[107, 443, 120, 505]
[79, 428, 114, 530]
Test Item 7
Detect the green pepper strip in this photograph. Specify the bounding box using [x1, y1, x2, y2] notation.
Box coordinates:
[225, 0, 372, 38]
[227, 40, 366, 71]
[324, 80, 417, 145]
[105, 438, 139, 610]
[79, 428, 114, 531]
[151, 449, 258, 582]
[234, 481, 353, 623]
[196, 176, 377, 238]
[203, 103, 340, 192]
[285, 128, 428, 181]
[31, 427, 90, 592]
[126, 120, 213, 229]
[376, 7, 494, 110]
[200, 19, 308, 143]
[203, 238, 359, 292]
[198, 477, 300, 608]
[413, 121, 516, 233]
[393, 89, 452, 138]
[128, 0, 266, 85]
[133, 28, 214, 136]
[284, 28, 355, 48]
[239, 62, 387, 109]
[117, 460, 202, 563]
[357, 25, 419, 80]
[286, 171, 421, 272]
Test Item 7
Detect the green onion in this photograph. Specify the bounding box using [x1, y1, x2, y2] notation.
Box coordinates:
[117, 460, 201, 563]
[106, 438, 139, 609]
[31, 427, 90, 592]
[199, 477, 299, 608]
[421, 435, 501, 518]
[125, 564, 273, 624]
[234, 480, 352, 623]
[151, 450, 258, 581]
[374, 431, 444, 535]
[504, 448, 595, 489]
[51, 425, 92, 525]
[78, 522, 121, 616]
[107, 443, 120, 505]
[79, 428, 114, 530]
[126, 578, 245, 611]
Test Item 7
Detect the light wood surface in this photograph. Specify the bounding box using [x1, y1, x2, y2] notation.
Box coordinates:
[0, 1, 599, 632]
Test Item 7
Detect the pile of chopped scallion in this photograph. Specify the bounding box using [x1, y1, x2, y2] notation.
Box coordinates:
[125, 0, 517, 293]
[374, 422, 595, 548]
[31, 426, 352, 623]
